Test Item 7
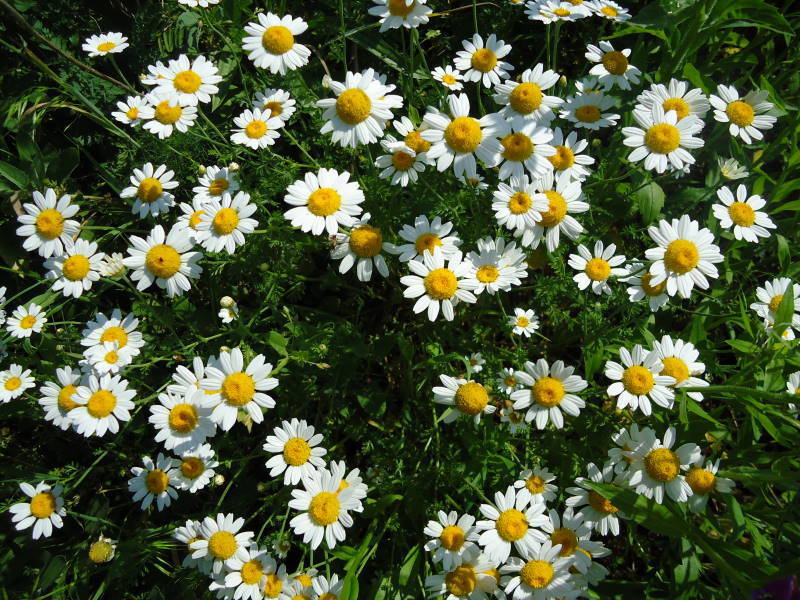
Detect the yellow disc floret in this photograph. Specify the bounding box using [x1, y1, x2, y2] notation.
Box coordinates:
[444, 117, 482, 153]
[508, 192, 532, 214]
[173, 70, 202, 94]
[336, 89, 372, 125]
[726, 100, 755, 127]
[20, 315, 37, 329]
[526, 475, 545, 494]
[663, 97, 690, 120]
[423, 268, 458, 300]
[476, 265, 500, 283]
[101, 326, 128, 347]
[168, 403, 199, 433]
[575, 105, 601, 123]
[155, 101, 182, 124]
[307, 188, 342, 217]
[644, 448, 680, 482]
[89, 540, 115, 563]
[645, 123, 681, 154]
[660, 357, 689, 385]
[501, 133, 534, 162]
[221, 372, 256, 407]
[519, 560, 554, 589]
[532, 376, 565, 407]
[445, 566, 477, 596]
[30, 492, 56, 519]
[97, 41, 116, 52]
[213, 207, 240, 235]
[686, 467, 716, 495]
[769, 294, 784, 313]
[349, 225, 383, 258]
[137, 177, 163, 203]
[308, 491, 340, 526]
[601, 51, 628, 75]
[58, 384, 79, 412]
[539, 191, 567, 227]
[283, 437, 312, 466]
[440, 525, 466, 550]
[640, 273, 667, 296]
[264, 572, 282, 598]
[245, 120, 267, 139]
[585, 258, 611, 281]
[35, 209, 65, 239]
[548, 145, 575, 170]
[208, 531, 238, 559]
[241, 559, 264, 585]
[551, 528, 579, 556]
[453, 382, 489, 415]
[404, 130, 431, 153]
[601, 5, 618, 16]
[262, 25, 294, 54]
[588, 490, 618, 514]
[388, 0, 415, 16]
[622, 365, 654, 395]
[4, 377, 21, 391]
[391, 150, 415, 171]
[509, 82, 543, 114]
[663, 239, 699, 274]
[145, 244, 182, 279]
[264, 101, 283, 117]
[87, 390, 117, 418]
[495, 508, 528, 541]
[126, 107, 139, 120]
[415, 233, 441, 254]
[180, 457, 205, 479]
[145, 469, 169, 494]
[62, 255, 90, 281]
[470, 48, 497, 73]
[728, 202, 756, 226]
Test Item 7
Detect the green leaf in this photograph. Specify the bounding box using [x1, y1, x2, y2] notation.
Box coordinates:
[268, 331, 289, 357]
[635, 180, 665, 225]
[0, 160, 29, 189]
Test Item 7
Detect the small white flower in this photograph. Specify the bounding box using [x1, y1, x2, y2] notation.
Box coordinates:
[585, 41, 641, 90]
[509, 308, 539, 337]
[623, 261, 670, 312]
[16, 188, 80, 258]
[432, 375, 496, 424]
[128, 453, 180, 511]
[709, 84, 777, 144]
[368, 0, 432, 32]
[263, 418, 327, 485]
[9, 482, 66, 539]
[82, 32, 128, 57]
[423, 510, 479, 571]
[230, 107, 284, 149]
[567, 240, 627, 296]
[386, 215, 462, 263]
[622, 104, 704, 174]
[712, 184, 775, 243]
[453, 33, 514, 88]
[139, 89, 199, 139]
[0, 364, 35, 403]
[44, 239, 105, 298]
[196, 191, 259, 254]
[6, 303, 47, 339]
[331, 213, 391, 281]
[604, 345, 675, 416]
[174, 444, 219, 493]
[399, 248, 477, 322]
[431, 65, 464, 91]
[511, 359, 587, 430]
[112, 96, 147, 126]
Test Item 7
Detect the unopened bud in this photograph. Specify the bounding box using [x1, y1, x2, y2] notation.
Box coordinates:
[228, 162, 240, 172]
[220, 296, 235, 308]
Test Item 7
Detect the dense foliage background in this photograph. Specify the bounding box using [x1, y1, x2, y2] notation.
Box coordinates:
[1, 0, 799, 598]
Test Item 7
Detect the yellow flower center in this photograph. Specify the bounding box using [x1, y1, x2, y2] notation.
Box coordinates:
[208, 178, 229, 196]
[89, 540, 115, 563]
[525, 475, 545, 494]
[588, 490, 618, 514]
[335, 88, 372, 125]
[262, 101, 283, 118]
[155, 101, 182, 124]
[423, 268, 458, 300]
[97, 41, 116, 52]
[414, 232, 442, 254]
[262, 25, 295, 54]
[221, 372, 256, 407]
[35, 209, 65, 239]
[145, 469, 169, 494]
[180, 457, 205, 479]
[391, 150, 415, 171]
[30, 492, 56, 519]
[454, 381, 489, 415]
[601, 5, 619, 16]
[644, 448, 680, 482]
[4, 377, 21, 391]
[58, 384, 78, 412]
[126, 106, 139, 120]
[663, 97, 690, 120]
[62, 254, 90, 281]
[208, 531, 238, 559]
[444, 116, 482, 153]
[168, 403, 199, 433]
[520, 560, 554, 589]
[554, 7, 571, 15]
[213, 207, 240, 235]
[548, 145, 575, 170]
[575, 105, 601, 123]
[100, 326, 128, 347]
[532, 376, 565, 407]
[104, 351, 119, 364]
[308, 491, 340, 526]
[476, 265, 499, 283]
[264, 572, 282, 598]
[644, 123, 681, 154]
[551, 528, 579, 557]
[440, 525, 466, 550]
[726, 100, 755, 127]
[87, 389, 117, 418]
[660, 356, 689, 385]
[509, 82, 543, 114]
[728, 202, 756, 226]
[601, 50, 628, 75]
[241, 559, 264, 585]
[173, 70, 202, 94]
[640, 273, 667, 296]
[445, 566, 477, 596]
[404, 130, 431, 153]
[685, 467, 716, 495]
[137, 177, 163, 203]
[442, 74, 457, 85]
[189, 210, 205, 229]
[245, 120, 268, 139]
[307, 188, 342, 217]
[495, 508, 528, 541]
[621, 365, 654, 395]
[517, 316, 530, 328]
[145, 244, 182, 279]
[20, 315, 37, 329]
[388, 0, 415, 16]
[470, 48, 497, 73]
[663, 239, 700, 274]
[283, 437, 312, 466]
[349, 225, 383, 258]
[768, 294, 784, 313]
[508, 192, 532, 215]
[501, 132, 534, 162]
[539, 191, 567, 227]
[585, 257, 611, 281]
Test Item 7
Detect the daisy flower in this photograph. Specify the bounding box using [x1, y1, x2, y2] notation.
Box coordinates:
[368, 0, 432, 32]
[492, 176, 548, 234]
[587, 0, 631, 20]
[605, 345, 676, 415]
[432, 65, 464, 91]
[464, 237, 527, 296]
[329, 460, 369, 511]
[424, 510, 480, 571]
[511, 359, 587, 430]
[513, 467, 558, 504]
[149, 388, 216, 451]
[645, 215, 724, 299]
[263, 418, 327, 485]
[313, 574, 346, 600]
[622, 104, 704, 173]
[71, 373, 136, 437]
[392, 115, 434, 158]
[120, 162, 178, 219]
[139, 89, 198, 138]
[625, 426, 702, 503]
[201, 348, 279, 431]
[16, 188, 80, 258]
[330, 213, 391, 281]
[712, 184, 775, 243]
[88, 535, 117, 564]
[509, 308, 539, 337]
[82, 32, 128, 57]
[685, 459, 735, 513]
[651, 335, 709, 401]
[400, 248, 477, 321]
[500, 404, 528, 435]
[98, 253, 126, 277]
[375, 138, 427, 187]
[527, 0, 591, 23]
[253, 88, 297, 123]
[288, 467, 362, 550]
[44, 239, 104, 298]
[174, 519, 212, 574]
[424, 545, 498, 600]
[242, 13, 310, 74]
[454, 33, 513, 88]
[497, 123, 556, 181]
[128, 453, 180, 511]
[433, 375, 496, 424]
[623, 261, 669, 312]
[122, 224, 203, 297]
[786, 371, 800, 412]
[191, 513, 255, 575]
[153, 54, 221, 106]
[230, 107, 284, 149]
[709, 84, 777, 144]
[0, 364, 35, 403]
[585, 41, 641, 90]
[386, 215, 461, 263]
[501, 540, 575, 600]
[317, 69, 403, 148]
[421, 93, 509, 178]
[112, 95, 147, 126]
[6, 303, 47, 338]
[196, 191, 258, 254]
[467, 353, 485, 374]
[174, 443, 219, 493]
[718, 156, 749, 180]
[477, 486, 549, 563]
[174, 198, 212, 245]
[545, 508, 610, 573]
[516, 172, 587, 252]
[193, 165, 240, 202]
[9, 482, 66, 540]
[635, 78, 710, 123]
[750, 278, 800, 326]
[38, 366, 82, 429]
[497, 368, 522, 395]
[567, 240, 626, 296]
[493, 64, 562, 128]
[560, 91, 619, 130]
[565, 462, 624, 536]
[546, 128, 594, 181]
[81, 309, 145, 359]
[283, 168, 365, 236]
[219, 302, 239, 324]
[217, 545, 285, 600]
[83, 341, 135, 375]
